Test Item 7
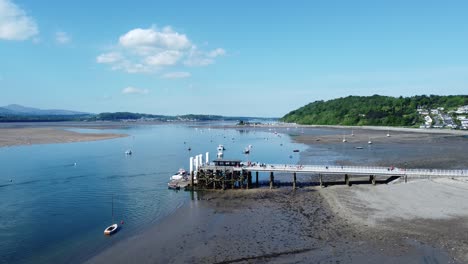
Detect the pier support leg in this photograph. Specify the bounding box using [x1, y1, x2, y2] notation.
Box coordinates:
[222, 174, 225, 190]
[370, 175, 376, 185]
[319, 174, 323, 188]
[191, 171, 194, 191]
[345, 174, 350, 186]
[404, 175, 407, 183]
[231, 171, 234, 190]
[256, 171, 259, 188]
[293, 172, 297, 190]
[247, 171, 252, 189]
[270, 172, 274, 189]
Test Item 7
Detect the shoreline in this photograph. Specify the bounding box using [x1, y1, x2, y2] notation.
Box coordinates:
[211, 123, 468, 135]
[0, 127, 127, 148]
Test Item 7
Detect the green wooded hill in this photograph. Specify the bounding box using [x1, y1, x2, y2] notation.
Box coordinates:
[281, 95, 468, 126]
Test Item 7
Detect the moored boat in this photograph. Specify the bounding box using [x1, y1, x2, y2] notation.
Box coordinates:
[104, 224, 119, 235]
[170, 169, 187, 181]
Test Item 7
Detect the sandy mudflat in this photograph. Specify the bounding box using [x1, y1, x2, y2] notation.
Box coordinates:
[320, 178, 468, 262]
[86, 188, 457, 264]
[0, 127, 126, 147]
[84, 126, 467, 263]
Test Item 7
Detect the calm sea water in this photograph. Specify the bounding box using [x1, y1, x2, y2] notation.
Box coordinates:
[0, 123, 315, 264]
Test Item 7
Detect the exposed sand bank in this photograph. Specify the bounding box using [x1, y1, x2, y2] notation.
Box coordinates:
[0, 127, 127, 147]
[86, 189, 454, 264]
[320, 179, 468, 262]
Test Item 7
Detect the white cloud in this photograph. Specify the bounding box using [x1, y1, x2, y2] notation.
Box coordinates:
[96, 52, 122, 63]
[55, 31, 70, 44]
[145, 50, 181, 66]
[0, 0, 38, 40]
[207, 48, 226, 58]
[113, 62, 151, 73]
[122, 86, 149, 95]
[184, 47, 226, 66]
[96, 25, 225, 74]
[162, 71, 191, 79]
[119, 26, 190, 50]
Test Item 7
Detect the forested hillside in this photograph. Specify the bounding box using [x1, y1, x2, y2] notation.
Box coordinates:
[281, 95, 468, 126]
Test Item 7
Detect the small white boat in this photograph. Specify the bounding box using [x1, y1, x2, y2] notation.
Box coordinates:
[217, 145, 225, 151]
[125, 150, 132, 155]
[217, 144, 225, 159]
[368, 140, 372, 145]
[170, 169, 187, 181]
[243, 145, 252, 154]
[104, 224, 118, 235]
[104, 195, 119, 236]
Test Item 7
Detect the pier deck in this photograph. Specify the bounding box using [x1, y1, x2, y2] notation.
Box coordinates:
[200, 164, 467, 178]
[191, 163, 468, 190]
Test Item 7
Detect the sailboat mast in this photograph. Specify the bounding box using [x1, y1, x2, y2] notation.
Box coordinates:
[111, 194, 114, 224]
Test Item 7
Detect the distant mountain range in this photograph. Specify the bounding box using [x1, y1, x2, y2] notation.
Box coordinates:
[0, 104, 277, 123]
[0, 104, 90, 116]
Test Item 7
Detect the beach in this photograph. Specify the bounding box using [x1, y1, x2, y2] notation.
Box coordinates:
[0, 124, 127, 147]
[84, 125, 468, 263]
[87, 188, 457, 264]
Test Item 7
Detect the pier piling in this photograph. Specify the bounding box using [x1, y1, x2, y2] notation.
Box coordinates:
[270, 172, 274, 189]
[190, 171, 194, 191]
[293, 172, 297, 190]
[370, 175, 376, 185]
[345, 174, 350, 186]
[256, 171, 259, 188]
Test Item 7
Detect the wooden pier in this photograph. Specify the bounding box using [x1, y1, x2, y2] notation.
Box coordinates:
[189, 160, 468, 190]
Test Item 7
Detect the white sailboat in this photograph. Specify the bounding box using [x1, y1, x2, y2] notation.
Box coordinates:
[104, 195, 119, 236]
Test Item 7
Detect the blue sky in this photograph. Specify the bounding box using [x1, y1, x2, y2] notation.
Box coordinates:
[1, 0, 467, 117]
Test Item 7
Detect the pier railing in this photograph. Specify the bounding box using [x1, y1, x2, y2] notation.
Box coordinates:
[236, 164, 468, 178]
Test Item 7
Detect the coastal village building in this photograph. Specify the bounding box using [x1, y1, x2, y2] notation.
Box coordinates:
[424, 116, 433, 127]
[457, 116, 468, 129]
[455, 105, 468, 114]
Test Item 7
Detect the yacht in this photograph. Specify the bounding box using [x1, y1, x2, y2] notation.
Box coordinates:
[170, 169, 187, 181]
[243, 145, 252, 154]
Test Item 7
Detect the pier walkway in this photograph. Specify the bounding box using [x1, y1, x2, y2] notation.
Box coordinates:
[200, 164, 467, 178]
[193, 162, 468, 190]
[241, 164, 468, 178]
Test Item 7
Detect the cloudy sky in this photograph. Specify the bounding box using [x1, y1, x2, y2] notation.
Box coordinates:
[1, 0, 467, 116]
